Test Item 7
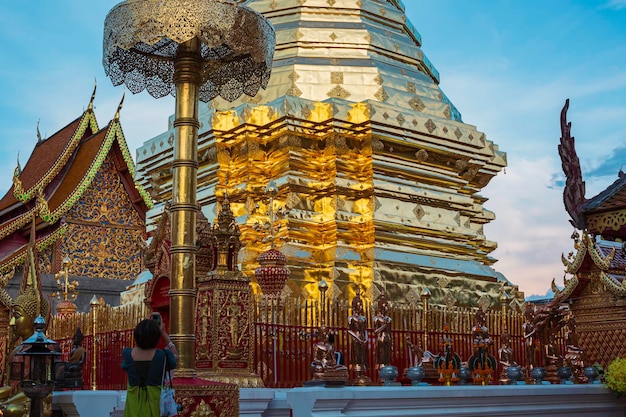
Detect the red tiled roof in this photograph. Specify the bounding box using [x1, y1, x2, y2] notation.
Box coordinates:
[48, 127, 108, 212]
[598, 241, 626, 271]
[0, 117, 84, 211]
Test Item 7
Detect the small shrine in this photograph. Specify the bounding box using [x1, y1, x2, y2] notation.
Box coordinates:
[555, 99, 626, 368]
[144, 198, 262, 387]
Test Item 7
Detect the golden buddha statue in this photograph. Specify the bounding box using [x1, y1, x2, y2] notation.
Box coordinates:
[0, 235, 51, 417]
[0, 288, 41, 417]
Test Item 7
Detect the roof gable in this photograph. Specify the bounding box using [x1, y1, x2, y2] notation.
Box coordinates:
[0, 104, 153, 272]
[0, 110, 99, 212]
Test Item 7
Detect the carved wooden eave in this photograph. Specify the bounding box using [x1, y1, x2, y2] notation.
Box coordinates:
[0, 108, 152, 273]
[582, 174, 626, 239]
[586, 234, 615, 271]
[598, 270, 626, 297]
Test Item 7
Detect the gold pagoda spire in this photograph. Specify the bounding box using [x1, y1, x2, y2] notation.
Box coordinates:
[137, 0, 516, 307]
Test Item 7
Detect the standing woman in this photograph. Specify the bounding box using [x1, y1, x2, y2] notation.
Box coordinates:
[122, 313, 178, 417]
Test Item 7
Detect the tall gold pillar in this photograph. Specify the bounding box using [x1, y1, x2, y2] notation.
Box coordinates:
[103, 1, 274, 394]
[170, 39, 202, 373]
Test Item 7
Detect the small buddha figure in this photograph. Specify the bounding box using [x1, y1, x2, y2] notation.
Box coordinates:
[498, 330, 517, 383]
[373, 293, 392, 368]
[1, 288, 46, 417]
[55, 328, 87, 389]
[310, 326, 348, 383]
[498, 331, 515, 368]
[522, 303, 537, 370]
[347, 289, 368, 372]
[68, 328, 87, 366]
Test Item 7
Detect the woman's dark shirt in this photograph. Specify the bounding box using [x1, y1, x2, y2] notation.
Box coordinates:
[121, 348, 176, 387]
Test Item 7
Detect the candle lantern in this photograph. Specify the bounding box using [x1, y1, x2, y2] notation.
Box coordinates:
[16, 315, 61, 417]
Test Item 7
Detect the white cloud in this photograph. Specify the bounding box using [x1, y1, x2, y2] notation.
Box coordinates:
[484, 158, 574, 297]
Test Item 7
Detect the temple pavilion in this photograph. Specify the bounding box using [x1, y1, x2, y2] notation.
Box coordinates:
[136, 0, 523, 306]
[554, 99, 626, 367]
[0, 90, 152, 314]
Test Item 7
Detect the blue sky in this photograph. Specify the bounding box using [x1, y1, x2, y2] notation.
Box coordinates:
[0, 1, 624, 297]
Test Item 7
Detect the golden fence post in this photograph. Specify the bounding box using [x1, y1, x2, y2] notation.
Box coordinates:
[420, 287, 431, 351]
[89, 295, 99, 391]
[500, 293, 510, 335]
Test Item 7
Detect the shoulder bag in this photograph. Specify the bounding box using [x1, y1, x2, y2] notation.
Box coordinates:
[159, 351, 178, 417]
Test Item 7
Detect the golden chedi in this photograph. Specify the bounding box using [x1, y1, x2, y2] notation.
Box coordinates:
[136, 0, 521, 307]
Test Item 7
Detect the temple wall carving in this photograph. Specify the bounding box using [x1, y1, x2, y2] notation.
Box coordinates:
[62, 156, 145, 279]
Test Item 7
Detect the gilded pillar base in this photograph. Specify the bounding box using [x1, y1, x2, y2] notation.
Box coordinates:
[195, 271, 263, 388]
[174, 377, 239, 417]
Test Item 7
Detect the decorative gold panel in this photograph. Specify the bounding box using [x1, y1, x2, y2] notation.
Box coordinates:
[586, 209, 626, 233]
[63, 156, 145, 279]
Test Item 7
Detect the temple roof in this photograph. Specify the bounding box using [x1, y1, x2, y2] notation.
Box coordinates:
[557, 234, 626, 299]
[0, 114, 95, 214]
[583, 173, 626, 214]
[0, 96, 152, 273]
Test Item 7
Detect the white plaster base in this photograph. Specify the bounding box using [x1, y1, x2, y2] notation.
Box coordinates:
[280, 385, 626, 417]
[53, 390, 125, 417]
[54, 385, 626, 417]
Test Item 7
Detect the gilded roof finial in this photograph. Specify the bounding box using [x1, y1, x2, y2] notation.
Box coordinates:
[114, 89, 125, 121]
[14, 152, 21, 176]
[88, 78, 97, 111]
[36, 119, 42, 144]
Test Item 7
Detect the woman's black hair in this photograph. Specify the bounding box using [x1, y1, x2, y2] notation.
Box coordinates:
[133, 319, 161, 349]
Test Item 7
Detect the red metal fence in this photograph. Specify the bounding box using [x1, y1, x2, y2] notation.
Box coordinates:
[47, 297, 553, 389]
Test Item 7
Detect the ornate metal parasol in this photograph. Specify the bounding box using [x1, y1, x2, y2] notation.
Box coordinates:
[103, 0, 275, 102]
[103, 0, 275, 374]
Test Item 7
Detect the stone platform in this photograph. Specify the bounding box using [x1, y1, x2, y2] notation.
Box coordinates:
[53, 384, 626, 417]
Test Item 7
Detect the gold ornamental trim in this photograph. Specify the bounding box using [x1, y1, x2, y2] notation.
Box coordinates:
[112, 121, 155, 209]
[586, 208, 626, 234]
[38, 121, 150, 225]
[551, 275, 579, 300]
[586, 233, 615, 271]
[103, 0, 275, 102]
[598, 270, 626, 297]
[561, 237, 587, 274]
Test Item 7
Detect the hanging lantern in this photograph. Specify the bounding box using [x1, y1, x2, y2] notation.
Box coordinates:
[255, 249, 290, 297]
